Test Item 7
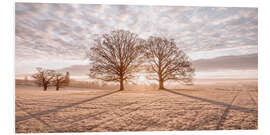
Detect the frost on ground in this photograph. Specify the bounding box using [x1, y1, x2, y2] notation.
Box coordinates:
[15, 82, 258, 133]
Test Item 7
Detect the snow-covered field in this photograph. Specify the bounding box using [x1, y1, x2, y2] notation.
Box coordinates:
[15, 83, 258, 133]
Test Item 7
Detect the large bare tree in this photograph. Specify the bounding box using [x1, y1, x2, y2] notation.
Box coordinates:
[144, 36, 195, 89]
[32, 68, 56, 91]
[87, 30, 144, 90]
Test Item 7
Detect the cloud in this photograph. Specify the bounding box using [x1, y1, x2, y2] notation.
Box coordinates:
[193, 53, 258, 72]
[15, 3, 258, 74]
[195, 70, 257, 79]
[57, 64, 90, 76]
[188, 45, 258, 60]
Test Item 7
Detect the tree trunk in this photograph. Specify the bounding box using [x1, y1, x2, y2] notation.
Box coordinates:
[43, 85, 47, 91]
[56, 86, 59, 91]
[158, 73, 165, 89]
[159, 79, 164, 89]
[119, 79, 124, 90]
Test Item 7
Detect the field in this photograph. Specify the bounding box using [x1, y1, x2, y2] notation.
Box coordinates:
[15, 80, 258, 133]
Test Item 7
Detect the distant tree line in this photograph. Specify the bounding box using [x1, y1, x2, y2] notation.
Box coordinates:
[32, 68, 70, 91]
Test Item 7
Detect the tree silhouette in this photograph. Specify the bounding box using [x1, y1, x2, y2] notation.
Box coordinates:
[24, 76, 28, 82]
[87, 30, 144, 90]
[144, 36, 195, 89]
[32, 68, 56, 91]
[53, 72, 66, 91]
[64, 72, 70, 86]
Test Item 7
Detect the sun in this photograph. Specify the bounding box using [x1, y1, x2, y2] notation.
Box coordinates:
[138, 75, 150, 85]
[138, 75, 146, 82]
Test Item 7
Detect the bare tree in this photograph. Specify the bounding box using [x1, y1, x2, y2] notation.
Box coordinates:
[86, 30, 144, 90]
[24, 76, 28, 81]
[64, 72, 70, 86]
[53, 72, 66, 91]
[32, 68, 56, 91]
[144, 36, 195, 89]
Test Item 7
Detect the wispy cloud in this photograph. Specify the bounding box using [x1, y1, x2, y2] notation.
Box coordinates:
[15, 3, 258, 75]
[193, 53, 258, 72]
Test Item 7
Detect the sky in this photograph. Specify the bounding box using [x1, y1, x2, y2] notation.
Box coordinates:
[15, 3, 258, 80]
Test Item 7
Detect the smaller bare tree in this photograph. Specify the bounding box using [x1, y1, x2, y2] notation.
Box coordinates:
[53, 72, 66, 91]
[32, 68, 56, 91]
[144, 36, 195, 89]
[64, 72, 70, 86]
[24, 76, 28, 82]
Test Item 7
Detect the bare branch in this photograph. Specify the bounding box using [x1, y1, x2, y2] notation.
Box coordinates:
[32, 68, 56, 91]
[86, 30, 144, 90]
[144, 36, 195, 89]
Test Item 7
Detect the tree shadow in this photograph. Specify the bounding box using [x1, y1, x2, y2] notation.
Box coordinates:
[215, 91, 240, 130]
[62, 101, 138, 126]
[247, 91, 257, 105]
[16, 90, 121, 123]
[163, 89, 257, 115]
[164, 89, 257, 130]
[16, 102, 60, 132]
[83, 99, 161, 132]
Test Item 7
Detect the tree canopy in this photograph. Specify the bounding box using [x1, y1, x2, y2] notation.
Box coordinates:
[144, 36, 195, 89]
[87, 30, 144, 90]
